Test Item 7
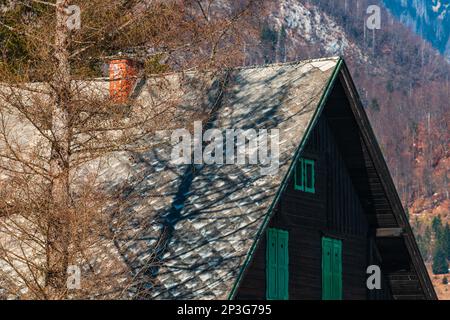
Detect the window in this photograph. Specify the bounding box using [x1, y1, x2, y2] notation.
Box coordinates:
[266, 228, 289, 300]
[294, 158, 315, 193]
[322, 237, 342, 300]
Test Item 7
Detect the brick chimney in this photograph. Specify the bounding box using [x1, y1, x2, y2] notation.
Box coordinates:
[109, 58, 138, 103]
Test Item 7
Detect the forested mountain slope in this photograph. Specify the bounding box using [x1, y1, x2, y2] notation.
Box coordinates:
[246, 0, 449, 298]
[383, 0, 450, 59]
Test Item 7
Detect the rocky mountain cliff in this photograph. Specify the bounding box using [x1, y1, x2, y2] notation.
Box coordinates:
[383, 0, 450, 59]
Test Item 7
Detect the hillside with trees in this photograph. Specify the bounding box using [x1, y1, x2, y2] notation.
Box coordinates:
[249, 0, 449, 297]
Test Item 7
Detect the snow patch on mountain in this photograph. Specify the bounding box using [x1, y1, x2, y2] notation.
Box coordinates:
[271, 0, 367, 60]
[432, 0, 442, 13]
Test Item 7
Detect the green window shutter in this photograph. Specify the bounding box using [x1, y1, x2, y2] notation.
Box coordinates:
[266, 229, 278, 299]
[322, 237, 333, 300]
[277, 230, 289, 300]
[332, 240, 342, 300]
[266, 228, 289, 300]
[294, 158, 304, 191]
[295, 158, 315, 193]
[304, 159, 315, 193]
[322, 237, 343, 300]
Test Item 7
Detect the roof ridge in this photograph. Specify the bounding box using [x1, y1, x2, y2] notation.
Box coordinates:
[141, 56, 341, 78]
[0, 57, 342, 85]
[233, 56, 341, 71]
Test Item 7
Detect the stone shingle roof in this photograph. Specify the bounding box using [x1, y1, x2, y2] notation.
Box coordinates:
[99, 57, 340, 299]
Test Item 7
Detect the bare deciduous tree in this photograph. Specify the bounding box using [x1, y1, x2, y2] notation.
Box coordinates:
[0, 0, 263, 299]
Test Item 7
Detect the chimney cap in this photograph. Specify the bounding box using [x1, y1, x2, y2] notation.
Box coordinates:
[103, 47, 163, 63]
[102, 47, 154, 63]
[104, 54, 137, 61]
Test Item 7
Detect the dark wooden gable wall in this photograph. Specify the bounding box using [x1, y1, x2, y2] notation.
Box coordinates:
[235, 79, 393, 300]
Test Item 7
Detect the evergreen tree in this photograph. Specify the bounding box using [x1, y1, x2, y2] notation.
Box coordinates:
[424, 225, 432, 242]
[432, 247, 449, 275]
[443, 223, 450, 260]
[386, 80, 395, 93]
[370, 98, 380, 112]
[417, 234, 428, 260]
[277, 25, 287, 63]
[432, 215, 443, 236]
[421, 226, 432, 260]
[413, 216, 420, 229]
[261, 23, 278, 64]
[0, 1, 52, 76]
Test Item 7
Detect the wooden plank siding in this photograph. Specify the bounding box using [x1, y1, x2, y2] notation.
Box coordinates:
[236, 82, 392, 299]
[234, 69, 437, 300]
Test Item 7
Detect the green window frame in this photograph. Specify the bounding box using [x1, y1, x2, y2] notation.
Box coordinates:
[322, 237, 342, 300]
[294, 158, 315, 193]
[266, 228, 289, 300]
